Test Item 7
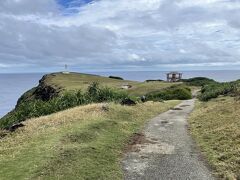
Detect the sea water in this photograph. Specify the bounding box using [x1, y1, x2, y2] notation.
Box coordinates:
[0, 73, 44, 118]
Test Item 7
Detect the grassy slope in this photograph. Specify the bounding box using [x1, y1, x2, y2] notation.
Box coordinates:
[189, 97, 240, 179]
[45, 72, 178, 96]
[0, 101, 179, 180]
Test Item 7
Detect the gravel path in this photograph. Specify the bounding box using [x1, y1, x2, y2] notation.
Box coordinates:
[122, 99, 214, 180]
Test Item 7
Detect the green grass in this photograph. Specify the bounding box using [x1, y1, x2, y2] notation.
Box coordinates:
[127, 81, 179, 96]
[0, 100, 180, 180]
[0, 73, 181, 128]
[46, 72, 134, 91]
[145, 85, 192, 101]
[0, 72, 182, 129]
[42, 72, 179, 97]
[189, 97, 240, 179]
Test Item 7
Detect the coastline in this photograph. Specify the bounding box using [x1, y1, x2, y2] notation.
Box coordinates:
[1, 70, 240, 118]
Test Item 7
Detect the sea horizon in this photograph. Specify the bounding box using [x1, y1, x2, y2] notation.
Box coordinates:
[1, 69, 240, 81]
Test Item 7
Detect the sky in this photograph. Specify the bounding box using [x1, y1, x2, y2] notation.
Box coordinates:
[0, 0, 240, 73]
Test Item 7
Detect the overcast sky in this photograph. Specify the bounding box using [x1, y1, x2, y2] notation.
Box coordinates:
[0, 0, 240, 73]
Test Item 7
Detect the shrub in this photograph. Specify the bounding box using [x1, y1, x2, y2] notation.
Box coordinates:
[0, 83, 129, 129]
[182, 77, 216, 86]
[145, 79, 164, 83]
[86, 82, 128, 103]
[121, 97, 137, 106]
[145, 85, 192, 101]
[109, 76, 124, 80]
[198, 82, 238, 101]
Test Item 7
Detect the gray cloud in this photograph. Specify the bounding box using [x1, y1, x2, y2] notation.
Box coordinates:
[0, 0, 58, 15]
[0, 0, 240, 72]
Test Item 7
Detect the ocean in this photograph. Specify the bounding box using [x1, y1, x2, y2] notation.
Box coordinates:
[0, 73, 44, 118]
[0, 70, 240, 118]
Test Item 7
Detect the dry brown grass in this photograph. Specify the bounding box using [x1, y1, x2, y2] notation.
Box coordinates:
[0, 100, 180, 179]
[189, 97, 240, 179]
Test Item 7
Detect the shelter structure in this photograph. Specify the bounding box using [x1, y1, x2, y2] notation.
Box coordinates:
[167, 72, 182, 82]
[62, 64, 70, 74]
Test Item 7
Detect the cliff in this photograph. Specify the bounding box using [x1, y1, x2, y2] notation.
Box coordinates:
[0, 72, 176, 129]
[16, 73, 62, 107]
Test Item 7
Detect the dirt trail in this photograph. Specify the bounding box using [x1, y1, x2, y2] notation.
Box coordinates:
[122, 99, 214, 180]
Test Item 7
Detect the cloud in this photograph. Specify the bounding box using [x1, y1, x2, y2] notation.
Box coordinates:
[0, 0, 240, 72]
[0, 0, 58, 15]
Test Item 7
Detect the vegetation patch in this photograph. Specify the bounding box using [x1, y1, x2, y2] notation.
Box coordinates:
[14, 72, 178, 106]
[0, 83, 128, 129]
[145, 85, 192, 101]
[0, 101, 180, 180]
[0, 72, 182, 129]
[126, 81, 181, 97]
[198, 81, 239, 101]
[189, 97, 240, 179]
[145, 79, 164, 82]
[109, 76, 124, 80]
[181, 77, 216, 86]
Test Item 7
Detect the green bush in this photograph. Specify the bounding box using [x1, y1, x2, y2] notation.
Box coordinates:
[108, 76, 124, 80]
[198, 82, 238, 101]
[145, 79, 164, 83]
[145, 85, 192, 101]
[85, 82, 128, 102]
[182, 77, 216, 86]
[0, 83, 128, 129]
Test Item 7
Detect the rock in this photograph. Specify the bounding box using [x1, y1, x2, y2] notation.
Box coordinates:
[121, 98, 137, 106]
[8, 123, 25, 132]
[16, 73, 60, 107]
[141, 96, 147, 102]
[121, 85, 132, 89]
[34, 74, 59, 101]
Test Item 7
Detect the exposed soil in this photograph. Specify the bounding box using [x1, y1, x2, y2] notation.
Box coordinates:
[124, 133, 156, 153]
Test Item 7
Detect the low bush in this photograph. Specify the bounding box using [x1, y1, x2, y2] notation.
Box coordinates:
[85, 82, 127, 103]
[145, 79, 164, 83]
[145, 85, 192, 101]
[109, 76, 124, 80]
[182, 77, 216, 86]
[0, 83, 128, 129]
[120, 97, 137, 106]
[198, 82, 238, 101]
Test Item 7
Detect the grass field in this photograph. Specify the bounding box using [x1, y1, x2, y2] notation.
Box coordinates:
[0, 100, 179, 180]
[189, 97, 240, 179]
[44, 72, 179, 96]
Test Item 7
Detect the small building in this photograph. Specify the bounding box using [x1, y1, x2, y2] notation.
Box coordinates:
[62, 64, 70, 74]
[167, 72, 182, 82]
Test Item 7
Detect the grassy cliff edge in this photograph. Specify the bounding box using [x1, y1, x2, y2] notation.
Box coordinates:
[1, 72, 185, 129]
